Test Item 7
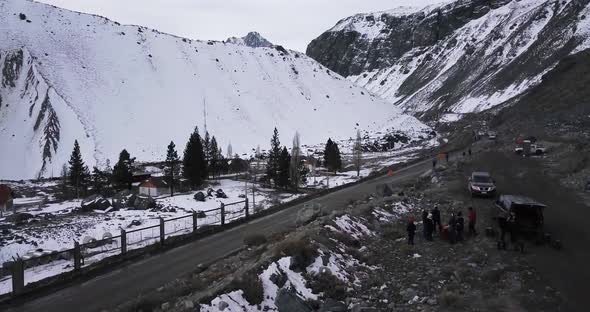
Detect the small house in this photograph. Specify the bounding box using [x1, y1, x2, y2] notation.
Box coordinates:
[138, 177, 170, 197]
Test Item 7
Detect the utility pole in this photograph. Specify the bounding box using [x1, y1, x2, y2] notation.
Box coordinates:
[203, 97, 208, 134]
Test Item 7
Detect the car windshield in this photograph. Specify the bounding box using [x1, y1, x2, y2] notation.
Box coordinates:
[473, 175, 492, 183]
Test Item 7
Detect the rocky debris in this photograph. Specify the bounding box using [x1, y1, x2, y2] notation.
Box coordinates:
[128, 220, 142, 227]
[275, 288, 312, 312]
[6, 212, 34, 223]
[319, 298, 347, 311]
[132, 195, 156, 210]
[80, 195, 111, 211]
[215, 189, 228, 199]
[194, 192, 206, 202]
[112, 190, 137, 209]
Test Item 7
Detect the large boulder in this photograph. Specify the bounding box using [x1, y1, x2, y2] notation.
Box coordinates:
[6, 212, 34, 223]
[112, 190, 137, 209]
[194, 192, 206, 202]
[296, 202, 323, 226]
[215, 189, 228, 198]
[319, 299, 347, 312]
[81, 195, 111, 211]
[375, 183, 393, 197]
[274, 288, 312, 312]
[133, 196, 156, 210]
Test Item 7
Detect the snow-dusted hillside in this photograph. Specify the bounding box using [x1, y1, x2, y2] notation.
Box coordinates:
[0, 0, 430, 180]
[307, 0, 590, 119]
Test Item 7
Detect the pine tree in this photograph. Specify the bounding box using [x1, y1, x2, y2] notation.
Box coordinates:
[165, 141, 180, 196]
[183, 126, 207, 188]
[203, 131, 211, 176]
[290, 132, 302, 191]
[353, 130, 363, 177]
[68, 140, 88, 198]
[92, 166, 111, 196]
[277, 147, 291, 189]
[266, 127, 281, 188]
[210, 136, 219, 178]
[112, 149, 135, 191]
[324, 138, 342, 172]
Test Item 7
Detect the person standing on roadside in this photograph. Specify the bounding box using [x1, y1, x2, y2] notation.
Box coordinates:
[432, 158, 437, 169]
[448, 212, 457, 244]
[468, 148, 472, 157]
[456, 212, 465, 242]
[426, 213, 434, 241]
[422, 210, 429, 240]
[406, 217, 416, 245]
[468, 207, 477, 237]
[507, 211, 518, 244]
[432, 205, 442, 233]
[445, 152, 450, 163]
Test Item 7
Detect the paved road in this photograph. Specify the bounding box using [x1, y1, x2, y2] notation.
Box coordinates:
[3, 158, 434, 312]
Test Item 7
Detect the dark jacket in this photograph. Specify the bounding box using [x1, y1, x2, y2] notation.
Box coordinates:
[432, 208, 441, 222]
[456, 216, 465, 231]
[407, 222, 416, 234]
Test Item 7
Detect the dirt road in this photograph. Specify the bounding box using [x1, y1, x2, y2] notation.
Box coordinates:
[459, 148, 590, 312]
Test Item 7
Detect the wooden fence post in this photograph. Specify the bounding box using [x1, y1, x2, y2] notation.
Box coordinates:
[220, 203, 226, 226]
[245, 198, 249, 219]
[11, 259, 24, 296]
[121, 228, 127, 255]
[159, 217, 165, 246]
[192, 211, 198, 232]
[73, 241, 82, 271]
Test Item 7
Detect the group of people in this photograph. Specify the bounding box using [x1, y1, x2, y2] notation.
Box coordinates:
[406, 206, 477, 245]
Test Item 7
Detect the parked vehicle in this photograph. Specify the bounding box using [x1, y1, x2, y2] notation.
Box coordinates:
[514, 140, 546, 155]
[468, 172, 496, 197]
[487, 131, 497, 140]
[495, 195, 546, 236]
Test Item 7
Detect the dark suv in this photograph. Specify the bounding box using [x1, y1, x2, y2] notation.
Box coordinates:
[468, 172, 496, 197]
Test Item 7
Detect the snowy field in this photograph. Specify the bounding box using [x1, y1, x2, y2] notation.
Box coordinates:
[0, 179, 302, 295]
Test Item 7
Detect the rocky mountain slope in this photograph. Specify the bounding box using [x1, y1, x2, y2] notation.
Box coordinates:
[0, 0, 430, 180]
[307, 0, 590, 120]
[225, 32, 273, 48]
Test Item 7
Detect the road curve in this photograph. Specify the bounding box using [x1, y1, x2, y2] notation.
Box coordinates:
[3, 158, 433, 312]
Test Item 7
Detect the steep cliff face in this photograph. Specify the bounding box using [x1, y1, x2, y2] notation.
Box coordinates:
[0, 0, 430, 179]
[307, 0, 590, 119]
[0, 48, 91, 179]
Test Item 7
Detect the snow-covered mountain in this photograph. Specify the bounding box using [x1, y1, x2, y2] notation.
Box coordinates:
[0, 0, 430, 180]
[225, 32, 273, 48]
[307, 0, 590, 120]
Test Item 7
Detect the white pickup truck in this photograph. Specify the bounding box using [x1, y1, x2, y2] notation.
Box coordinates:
[515, 141, 546, 155]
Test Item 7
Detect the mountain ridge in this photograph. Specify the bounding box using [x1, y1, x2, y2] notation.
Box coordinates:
[0, 0, 430, 180]
[307, 0, 590, 120]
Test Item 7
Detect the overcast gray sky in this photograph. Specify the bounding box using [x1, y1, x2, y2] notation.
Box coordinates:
[39, 0, 443, 52]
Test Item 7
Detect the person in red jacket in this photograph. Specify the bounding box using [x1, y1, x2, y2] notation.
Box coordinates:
[468, 207, 477, 237]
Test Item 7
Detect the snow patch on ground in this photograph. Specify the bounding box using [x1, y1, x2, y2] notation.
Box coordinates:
[200, 257, 317, 312]
[328, 215, 374, 239]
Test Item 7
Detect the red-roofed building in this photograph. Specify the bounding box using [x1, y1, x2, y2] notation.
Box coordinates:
[138, 177, 170, 197]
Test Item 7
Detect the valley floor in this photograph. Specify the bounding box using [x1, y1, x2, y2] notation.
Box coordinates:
[0, 142, 429, 296]
[141, 142, 588, 312]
